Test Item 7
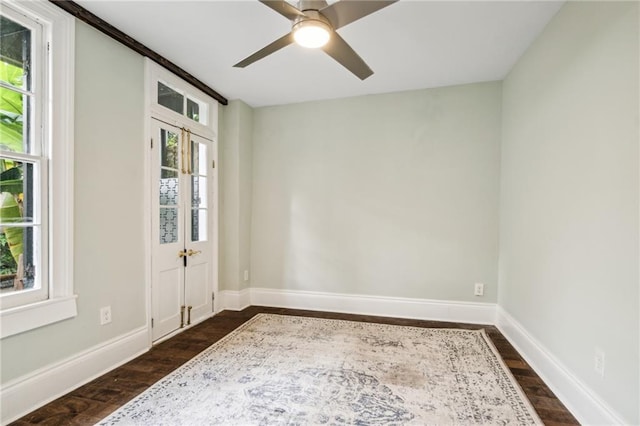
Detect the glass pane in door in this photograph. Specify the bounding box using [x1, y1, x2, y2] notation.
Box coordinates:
[160, 170, 178, 206]
[159, 208, 178, 244]
[159, 128, 180, 244]
[191, 176, 206, 208]
[160, 130, 179, 169]
[191, 209, 207, 242]
[190, 141, 207, 176]
[190, 140, 207, 242]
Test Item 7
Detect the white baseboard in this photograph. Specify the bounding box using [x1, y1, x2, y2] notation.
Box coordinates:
[496, 307, 626, 425]
[250, 287, 496, 324]
[221, 287, 496, 324]
[219, 288, 251, 311]
[0, 326, 149, 425]
[4, 289, 625, 426]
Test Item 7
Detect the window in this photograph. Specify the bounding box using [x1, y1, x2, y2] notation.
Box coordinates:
[0, 1, 75, 338]
[1, 7, 46, 308]
[157, 81, 208, 125]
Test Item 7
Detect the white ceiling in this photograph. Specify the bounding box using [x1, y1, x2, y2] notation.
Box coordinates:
[75, 0, 563, 107]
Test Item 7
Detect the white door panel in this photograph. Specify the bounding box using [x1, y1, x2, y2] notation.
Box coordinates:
[185, 261, 209, 323]
[154, 267, 183, 339]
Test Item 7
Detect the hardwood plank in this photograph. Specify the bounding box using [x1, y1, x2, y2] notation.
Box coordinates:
[10, 307, 579, 425]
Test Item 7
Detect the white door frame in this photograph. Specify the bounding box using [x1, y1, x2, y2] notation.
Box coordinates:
[143, 59, 219, 347]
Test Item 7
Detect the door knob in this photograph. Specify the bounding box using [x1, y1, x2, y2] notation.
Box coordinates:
[187, 249, 201, 256]
[178, 250, 187, 258]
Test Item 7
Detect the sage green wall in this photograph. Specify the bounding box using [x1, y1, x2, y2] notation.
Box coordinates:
[237, 101, 254, 291]
[1, 22, 146, 383]
[220, 100, 253, 291]
[499, 2, 639, 423]
[251, 82, 502, 301]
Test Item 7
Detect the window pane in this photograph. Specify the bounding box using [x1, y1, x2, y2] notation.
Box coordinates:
[0, 86, 31, 154]
[191, 208, 207, 242]
[1, 224, 40, 295]
[157, 82, 183, 115]
[1, 158, 40, 295]
[160, 129, 179, 169]
[0, 15, 31, 91]
[159, 171, 178, 206]
[191, 141, 207, 176]
[191, 175, 206, 208]
[191, 140, 198, 175]
[159, 207, 178, 244]
[186, 98, 199, 123]
[0, 159, 35, 223]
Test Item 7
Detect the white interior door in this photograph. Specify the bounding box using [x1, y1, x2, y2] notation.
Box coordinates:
[151, 119, 214, 342]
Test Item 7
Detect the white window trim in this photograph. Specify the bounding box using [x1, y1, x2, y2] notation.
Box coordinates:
[0, 1, 76, 338]
[149, 61, 219, 137]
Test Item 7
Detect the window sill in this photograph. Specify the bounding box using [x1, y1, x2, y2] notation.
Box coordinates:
[0, 295, 78, 339]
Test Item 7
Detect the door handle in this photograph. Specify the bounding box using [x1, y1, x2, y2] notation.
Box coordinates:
[178, 250, 188, 266]
[187, 249, 201, 256]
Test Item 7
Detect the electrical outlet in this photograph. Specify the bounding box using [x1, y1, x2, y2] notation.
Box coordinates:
[100, 306, 112, 325]
[594, 348, 605, 377]
[244, 270, 249, 281]
[474, 283, 484, 296]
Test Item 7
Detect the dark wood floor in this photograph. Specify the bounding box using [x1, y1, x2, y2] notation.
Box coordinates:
[12, 307, 579, 425]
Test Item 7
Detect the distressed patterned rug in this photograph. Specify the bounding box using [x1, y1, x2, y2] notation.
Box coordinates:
[99, 314, 542, 425]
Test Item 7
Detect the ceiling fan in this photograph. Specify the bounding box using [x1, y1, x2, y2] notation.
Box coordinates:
[234, 0, 397, 80]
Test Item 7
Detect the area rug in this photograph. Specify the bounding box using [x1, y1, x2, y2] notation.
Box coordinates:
[98, 314, 542, 425]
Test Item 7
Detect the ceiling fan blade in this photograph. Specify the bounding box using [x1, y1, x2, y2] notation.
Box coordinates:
[320, 0, 398, 30]
[260, 0, 305, 20]
[322, 32, 373, 80]
[234, 33, 295, 68]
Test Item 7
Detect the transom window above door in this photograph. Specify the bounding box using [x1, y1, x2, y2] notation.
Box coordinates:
[157, 81, 208, 126]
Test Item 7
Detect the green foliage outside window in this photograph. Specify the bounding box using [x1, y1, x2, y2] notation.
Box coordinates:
[0, 58, 26, 279]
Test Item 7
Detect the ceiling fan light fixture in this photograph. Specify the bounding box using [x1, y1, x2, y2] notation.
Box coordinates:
[293, 19, 331, 48]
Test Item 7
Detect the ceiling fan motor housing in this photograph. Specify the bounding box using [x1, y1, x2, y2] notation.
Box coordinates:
[292, 10, 332, 32]
[297, 0, 328, 13]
